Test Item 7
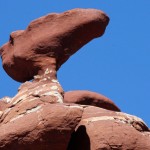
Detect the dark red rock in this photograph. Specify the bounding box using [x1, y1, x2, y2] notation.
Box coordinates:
[68, 106, 150, 150]
[0, 8, 109, 82]
[0, 103, 83, 150]
[0, 92, 150, 150]
[64, 90, 120, 111]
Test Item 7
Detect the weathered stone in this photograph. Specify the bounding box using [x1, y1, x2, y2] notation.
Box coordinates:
[0, 101, 7, 112]
[0, 97, 11, 112]
[64, 90, 120, 111]
[68, 106, 150, 150]
[0, 97, 149, 150]
[0, 103, 83, 150]
[0, 8, 109, 82]
[0, 7, 149, 150]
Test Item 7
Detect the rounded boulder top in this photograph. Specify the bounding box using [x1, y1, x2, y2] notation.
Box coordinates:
[0, 8, 109, 82]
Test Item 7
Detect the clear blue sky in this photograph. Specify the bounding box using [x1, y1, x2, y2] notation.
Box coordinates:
[0, 1, 150, 127]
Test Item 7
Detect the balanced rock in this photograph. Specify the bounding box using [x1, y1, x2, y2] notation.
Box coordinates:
[64, 90, 120, 111]
[0, 8, 149, 150]
[0, 8, 109, 82]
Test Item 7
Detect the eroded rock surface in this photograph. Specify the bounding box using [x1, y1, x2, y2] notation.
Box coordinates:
[68, 106, 150, 150]
[0, 100, 149, 150]
[0, 8, 109, 82]
[0, 8, 149, 150]
[0, 79, 149, 149]
[0, 103, 83, 150]
[64, 90, 120, 111]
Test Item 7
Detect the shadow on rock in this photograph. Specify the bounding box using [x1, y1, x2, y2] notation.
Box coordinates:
[67, 125, 90, 150]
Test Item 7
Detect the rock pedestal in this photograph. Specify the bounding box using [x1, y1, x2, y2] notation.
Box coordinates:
[0, 8, 149, 150]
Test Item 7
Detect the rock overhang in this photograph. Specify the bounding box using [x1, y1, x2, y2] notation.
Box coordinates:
[0, 8, 109, 82]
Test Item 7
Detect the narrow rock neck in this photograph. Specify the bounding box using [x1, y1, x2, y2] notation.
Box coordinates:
[33, 67, 57, 82]
[33, 57, 58, 82]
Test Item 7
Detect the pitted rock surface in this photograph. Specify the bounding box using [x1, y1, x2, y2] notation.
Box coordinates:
[0, 8, 109, 82]
[64, 90, 120, 111]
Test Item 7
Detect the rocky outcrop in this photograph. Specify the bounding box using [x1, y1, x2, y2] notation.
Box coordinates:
[0, 8, 149, 150]
[68, 106, 150, 150]
[0, 8, 109, 82]
[0, 102, 83, 150]
[64, 90, 120, 111]
[0, 97, 149, 150]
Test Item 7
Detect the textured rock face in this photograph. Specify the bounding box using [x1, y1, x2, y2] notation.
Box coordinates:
[64, 90, 120, 111]
[0, 8, 109, 82]
[0, 100, 8, 111]
[0, 8, 150, 150]
[0, 81, 149, 149]
[0, 99, 149, 150]
[0, 103, 83, 150]
[68, 106, 150, 150]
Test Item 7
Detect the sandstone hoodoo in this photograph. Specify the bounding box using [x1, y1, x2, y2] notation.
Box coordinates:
[0, 8, 149, 150]
[0, 8, 109, 82]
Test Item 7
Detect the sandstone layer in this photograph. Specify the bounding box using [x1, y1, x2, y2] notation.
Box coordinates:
[0, 95, 149, 150]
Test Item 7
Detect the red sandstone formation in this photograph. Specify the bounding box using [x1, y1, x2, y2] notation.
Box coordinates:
[68, 106, 150, 150]
[0, 103, 83, 150]
[0, 8, 149, 150]
[0, 99, 149, 150]
[64, 90, 120, 111]
[0, 8, 109, 82]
